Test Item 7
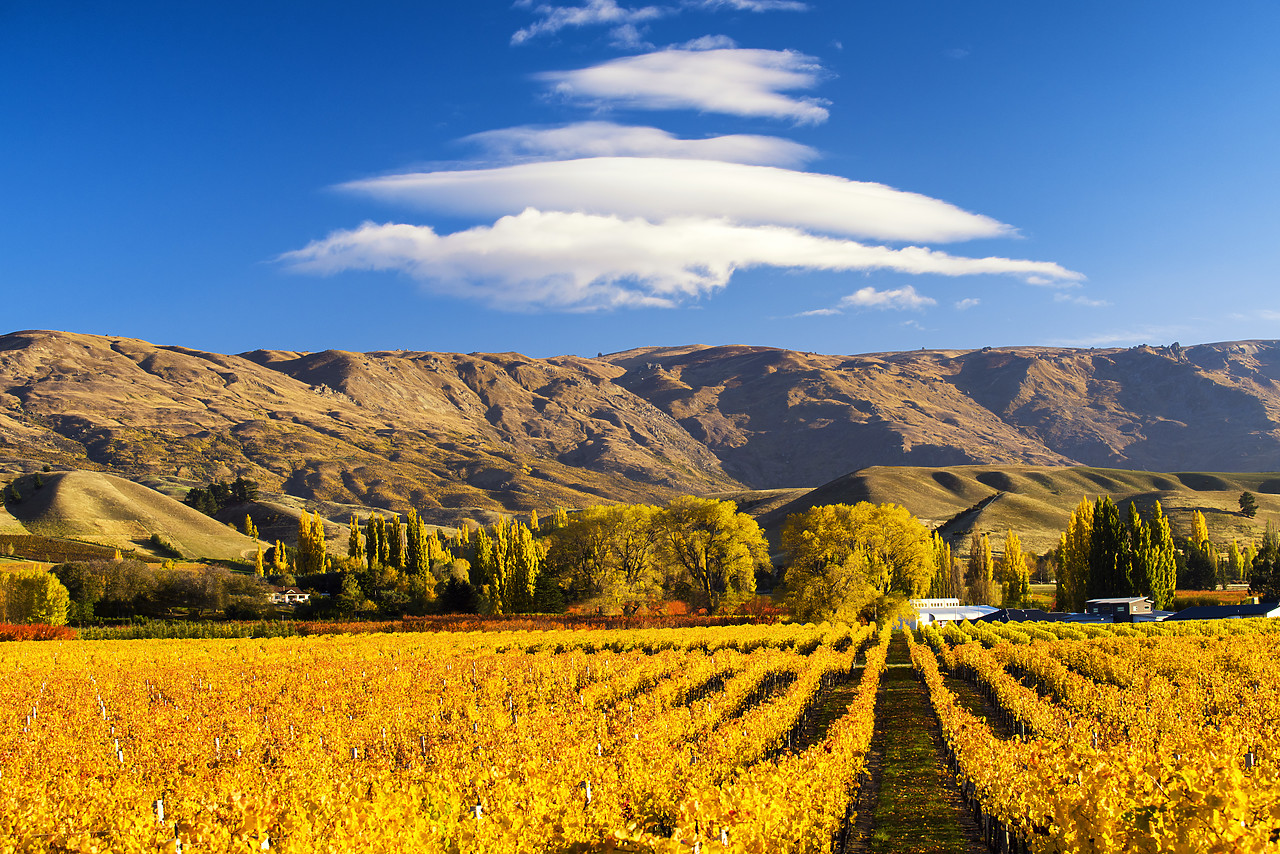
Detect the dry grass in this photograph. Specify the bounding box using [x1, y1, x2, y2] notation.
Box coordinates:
[751, 464, 1279, 556]
[5, 471, 256, 561]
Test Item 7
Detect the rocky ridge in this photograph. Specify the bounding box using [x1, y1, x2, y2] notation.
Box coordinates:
[2, 330, 1279, 526]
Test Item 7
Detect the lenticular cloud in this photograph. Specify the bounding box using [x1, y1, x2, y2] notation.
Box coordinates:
[342, 158, 1012, 245]
[284, 19, 1085, 313]
[281, 209, 1083, 311]
[536, 49, 830, 124]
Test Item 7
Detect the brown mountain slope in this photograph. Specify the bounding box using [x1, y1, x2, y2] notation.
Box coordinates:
[603, 341, 1280, 486]
[0, 330, 737, 521]
[3, 331, 1280, 525]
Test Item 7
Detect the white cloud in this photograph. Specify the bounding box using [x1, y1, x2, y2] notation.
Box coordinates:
[954, 297, 980, 310]
[839, 285, 935, 311]
[461, 122, 817, 167]
[608, 24, 653, 49]
[512, 0, 667, 45]
[535, 48, 830, 124]
[343, 157, 1026, 244]
[692, 0, 808, 10]
[511, 0, 805, 47]
[1053, 292, 1109, 307]
[673, 34, 737, 50]
[281, 210, 1082, 311]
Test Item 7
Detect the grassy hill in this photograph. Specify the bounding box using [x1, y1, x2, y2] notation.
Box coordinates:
[3, 470, 259, 561]
[749, 465, 1280, 555]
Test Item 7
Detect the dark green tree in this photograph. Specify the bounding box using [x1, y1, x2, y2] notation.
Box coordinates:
[1087, 496, 1129, 599]
[404, 509, 425, 575]
[386, 514, 403, 570]
[1250, 524, 1280, 601]
[1240, 491, 1259, 518]
[1125, 502, 1153, 597]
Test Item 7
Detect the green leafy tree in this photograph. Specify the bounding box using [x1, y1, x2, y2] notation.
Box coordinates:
[1087, 496, 1129, 599]
[1250, 524, 1280, 601]
[783, 502, 935, 620]
[545, 504, 662, 612]
[1147, 501, 1177, 609]
[1240, 491, 1259, 518]
[656, 496, 766, 613]
[1227, 540, 1246, 584]
[1125, 502, 1153, 597]
[1182, 510, 1218, 590]
[404, 509, 425, 575]
[783, 548, 878, 623]
[386, 514, 403, 570]
[333, 573, 369, 616]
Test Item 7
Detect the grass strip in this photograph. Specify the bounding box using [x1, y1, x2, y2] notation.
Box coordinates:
[861, 634, 985, 854]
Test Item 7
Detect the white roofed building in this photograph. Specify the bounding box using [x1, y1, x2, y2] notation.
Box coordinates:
[899, 598, 1000, 630]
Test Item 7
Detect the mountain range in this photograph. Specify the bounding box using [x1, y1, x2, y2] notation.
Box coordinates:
[1, 330, 1278, 540]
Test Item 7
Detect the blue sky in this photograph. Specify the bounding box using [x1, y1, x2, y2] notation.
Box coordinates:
[3, 1, 1278, 358]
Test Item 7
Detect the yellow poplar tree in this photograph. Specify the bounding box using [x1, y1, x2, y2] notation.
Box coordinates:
[999, 530, 1029, 608]
[1191, 510, 1211, 547]
[967, 530, 996, 605]
[1058, 497, 1094, 612]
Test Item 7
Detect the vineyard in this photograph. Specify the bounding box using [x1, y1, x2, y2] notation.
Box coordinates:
[2, 619, 1280, 852]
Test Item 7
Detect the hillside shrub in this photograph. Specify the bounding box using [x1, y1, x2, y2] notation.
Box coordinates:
[148, 533, 184, 558]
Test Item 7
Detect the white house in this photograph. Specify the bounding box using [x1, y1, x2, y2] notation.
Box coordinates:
[268, 587, 310, 607]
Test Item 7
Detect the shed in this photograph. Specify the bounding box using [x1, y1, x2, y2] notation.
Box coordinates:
[1085, 597, 1153, 622]
[1165, 602, 1280, 621]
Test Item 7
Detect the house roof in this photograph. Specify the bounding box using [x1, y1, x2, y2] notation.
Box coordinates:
[1166, 603, 1280, 620]
[1086, 597, 1151, 605]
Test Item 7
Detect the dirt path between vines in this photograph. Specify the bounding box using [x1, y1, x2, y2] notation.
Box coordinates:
[844, 634, 987, 854]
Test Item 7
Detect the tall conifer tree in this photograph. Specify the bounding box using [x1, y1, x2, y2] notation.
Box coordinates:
[348, 515, 366, 566]
[1126, 502, 1153, 597]
[1148, 501, 1177, 609]
[1088, 496, 1127, 599]
[387, 514, 403, 569]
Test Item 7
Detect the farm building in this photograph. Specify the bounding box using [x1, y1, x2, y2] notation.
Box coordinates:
[268, 587, 310, 607]
[1085, 597, 1153, 622]
[901, 598, 999, 629]
[1166, 602, 1280, 621]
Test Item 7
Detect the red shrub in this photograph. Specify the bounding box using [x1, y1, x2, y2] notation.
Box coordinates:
[0, 623, 78, 641]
